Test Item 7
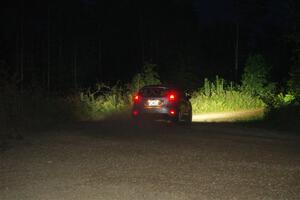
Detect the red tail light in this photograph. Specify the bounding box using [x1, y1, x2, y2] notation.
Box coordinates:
[169, 109, 176, 115]
[133, 94, 141, 104]
[168, 93, 176, 101]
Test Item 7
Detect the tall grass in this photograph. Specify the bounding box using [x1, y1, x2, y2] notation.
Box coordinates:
[78, 83, 129, 120]
[191, 76, 266, 114]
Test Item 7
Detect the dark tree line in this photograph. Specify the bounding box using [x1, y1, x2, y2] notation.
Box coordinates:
[0, 0, 295, 91]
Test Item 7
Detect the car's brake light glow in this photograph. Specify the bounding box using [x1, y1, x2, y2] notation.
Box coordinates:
[169, 109, 176, 115]
[168, 93, 176, 101]
[133, 94, 140, 103]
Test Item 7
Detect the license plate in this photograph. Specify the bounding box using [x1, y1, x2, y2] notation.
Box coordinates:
[148, 99, 159, 106]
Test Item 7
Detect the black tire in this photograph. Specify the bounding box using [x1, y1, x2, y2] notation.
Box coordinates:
[171, 110, 189, 125]
[184, 110, 192, 126]
[178, 110, 192, 126]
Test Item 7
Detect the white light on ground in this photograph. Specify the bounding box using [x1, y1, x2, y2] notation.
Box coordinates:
[192, 109, 264, 122]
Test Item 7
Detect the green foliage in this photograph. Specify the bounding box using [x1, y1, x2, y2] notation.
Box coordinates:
[79, 62, 162, 119]
[270, 93, 296, 108]
[282, 94, 296, 104]
[130, 63, 161, 93]
[68, 64, 159, 120]
[202, 76, 226, 96]
[287, 65, 300, 99]
[79, 83, 128, 120]
[191, 76, 265, 114]
[241, 54, 275, 98]
[75, 63, 161, 119]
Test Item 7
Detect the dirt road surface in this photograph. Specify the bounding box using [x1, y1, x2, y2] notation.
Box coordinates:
[1, 117, 300, 200]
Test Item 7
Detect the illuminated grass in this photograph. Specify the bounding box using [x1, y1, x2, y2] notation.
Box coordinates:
[78, 84, 129, 120]
[191, 77, 266, 114]
[191, 90, 265, 114]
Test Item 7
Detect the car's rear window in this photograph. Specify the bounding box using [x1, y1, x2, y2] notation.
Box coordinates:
[139, 87, 168, 97]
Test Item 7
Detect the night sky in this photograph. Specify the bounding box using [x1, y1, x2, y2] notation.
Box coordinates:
[0, 0, 294, 90]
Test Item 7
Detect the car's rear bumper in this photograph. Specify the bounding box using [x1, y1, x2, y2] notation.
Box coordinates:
[132, 106, 176, 119]
[133, 105, 174, 113]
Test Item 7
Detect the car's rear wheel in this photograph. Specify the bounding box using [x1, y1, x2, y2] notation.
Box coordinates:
[178, 110, 184, 122]
[184, 110, 192, 126]
[170, 109, 190, 125]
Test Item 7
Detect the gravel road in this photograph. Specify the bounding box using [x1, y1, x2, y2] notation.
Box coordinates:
[1, 118, 300, 200]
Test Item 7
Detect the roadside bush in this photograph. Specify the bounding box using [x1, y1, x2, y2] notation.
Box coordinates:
[287, 65, 300, 100]
[78, 83, 129, 120]
[269, 92, 297, 108]
[191, 76, 265, 114]
[78, 63, 162, 119]
[241, 54, 275, 99]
